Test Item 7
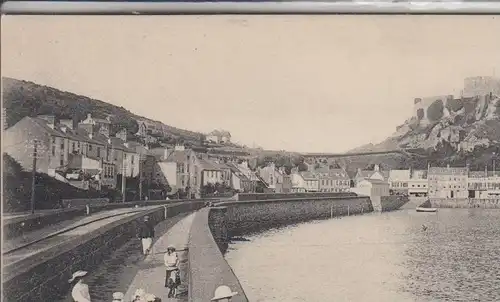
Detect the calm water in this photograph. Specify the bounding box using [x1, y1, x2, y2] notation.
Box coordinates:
[225, 209, 500, 302]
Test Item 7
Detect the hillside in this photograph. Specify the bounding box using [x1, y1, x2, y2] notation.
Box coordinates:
[1, 77, 204, 142]
[351, 93, 500, 170]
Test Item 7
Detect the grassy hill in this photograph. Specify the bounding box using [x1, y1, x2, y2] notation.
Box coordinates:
[2, 77, 204, 142]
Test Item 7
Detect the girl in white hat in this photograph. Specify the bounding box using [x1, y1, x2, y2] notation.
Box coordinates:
[211, 285, 238, 302]
[112, 292, 124, 302]
[68, 270, 91, 302]
[132, 288, 146, 302]
[164, 245, 180, 298]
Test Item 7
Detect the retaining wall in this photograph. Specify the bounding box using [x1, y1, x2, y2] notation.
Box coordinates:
[3, 198, 215, 240]
[188, 208, 249, 302]
[3, 201, 205, 302]
[380, 195, 410, 212]
[430, 198, 500, 208]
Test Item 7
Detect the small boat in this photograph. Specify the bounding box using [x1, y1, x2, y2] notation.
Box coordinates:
[416, 207, 437, 213]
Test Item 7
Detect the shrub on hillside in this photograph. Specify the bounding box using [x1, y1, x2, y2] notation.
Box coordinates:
[445, 98, 464, 112]
[427, 99, 444, 121]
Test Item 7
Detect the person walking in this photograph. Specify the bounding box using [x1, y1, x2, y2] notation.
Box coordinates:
[112, 292, 124, 302]
[69, 270, 91, 302]
[164, 245, 180, 297]
[211, 285, 238, 302]
[137, 216, 154, 256]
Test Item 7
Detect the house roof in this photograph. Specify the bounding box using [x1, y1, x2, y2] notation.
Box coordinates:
[359, 178, 388, 185]
[226, 163, 251, 181]
[411, 170, 428, 179]
[428, 167, 468, 176]
[300, 171, 319, 180]
[389, 169, 411, 180]
[198, 158, 222, 171]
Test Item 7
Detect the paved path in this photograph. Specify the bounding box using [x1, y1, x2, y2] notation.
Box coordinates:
[124, 212, 196, 302]
[3, 206, 160, 254]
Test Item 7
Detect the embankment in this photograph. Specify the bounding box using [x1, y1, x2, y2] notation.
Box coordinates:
[188, 195, 373, 302]
[3, 200, 205, 302]
[430, 198, 500, 209]
[3, 198, 215, 240]
[380, 195, 410, 212]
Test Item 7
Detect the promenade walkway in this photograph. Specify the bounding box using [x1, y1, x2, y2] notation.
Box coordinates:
[3, 206, 160, 254]
[123, 212, 196, 301]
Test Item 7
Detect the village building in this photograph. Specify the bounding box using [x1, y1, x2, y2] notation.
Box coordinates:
[428, 165, 469, 199]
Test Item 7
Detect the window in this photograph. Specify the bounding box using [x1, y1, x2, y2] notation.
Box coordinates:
[52, 146, 56, 156]
[60, 159, 64, 166]
[124, 153, 127, 159]
[52, 137, 56, 144]
[89, 145, 93, 151]
[72, 142, 75, 151]
[131, 155, 134, 164]
[97, 147, 101, 158]
[60, 142, 64, 150]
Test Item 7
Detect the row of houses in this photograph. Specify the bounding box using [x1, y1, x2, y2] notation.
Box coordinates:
[387, 164, 500, 199]
[3, 114, 265, 198]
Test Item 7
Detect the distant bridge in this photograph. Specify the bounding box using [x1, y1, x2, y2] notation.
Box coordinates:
[302, 149, 425, 158]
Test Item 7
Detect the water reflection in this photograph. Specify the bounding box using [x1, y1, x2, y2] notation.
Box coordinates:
[225, 209, 500, 302]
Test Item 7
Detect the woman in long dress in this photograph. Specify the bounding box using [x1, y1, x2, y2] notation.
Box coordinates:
[164, 245, 180, 297]
[69, 270, 91, 302]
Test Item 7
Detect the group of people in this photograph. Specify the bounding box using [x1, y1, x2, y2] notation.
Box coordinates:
[70, 215, 239, 301]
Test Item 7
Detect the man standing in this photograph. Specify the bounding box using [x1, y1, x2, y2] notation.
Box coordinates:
[138, 216, 154, 256]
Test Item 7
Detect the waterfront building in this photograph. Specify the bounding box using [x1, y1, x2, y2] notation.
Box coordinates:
[354, 164, 389, 187]
[388, 169, 410, 194]
[290, 169, 307, 193]
[428, 165, 469, 199]
[316, 167, 351, 193]
[226, 162, 252, 192]
[351, 178, 390, 197]
[408, 169, 428, 197]
[299, 171, 320, 192]
[164, 145, 201, 198]
[258, 162, 287, 193]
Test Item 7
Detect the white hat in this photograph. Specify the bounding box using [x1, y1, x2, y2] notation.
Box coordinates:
[167, 244, 175, 250]
[145, 293, 157, 301]
[134, 288, 146, 297]
[68, 270, 87, 283]
[112, 292, 124, 299]
[211, 285, 238, 301]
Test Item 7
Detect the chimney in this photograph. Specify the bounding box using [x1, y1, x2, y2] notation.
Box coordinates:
[87, 113, 92, 120]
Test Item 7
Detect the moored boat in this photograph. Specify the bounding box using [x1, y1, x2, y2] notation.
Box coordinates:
[416, 207, 437, 213]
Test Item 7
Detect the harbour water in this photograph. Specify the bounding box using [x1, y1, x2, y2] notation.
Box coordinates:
[225, 208, 500, 302]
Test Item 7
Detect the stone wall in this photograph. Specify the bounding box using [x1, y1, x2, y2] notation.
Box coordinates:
[430, 198, 500, 208]
[188, 208, 249, 302]
[380, 195, 410, 212]
[237, 192, 356, 201]
[3, 201, 205, 302]
[222, 196, 373, 237]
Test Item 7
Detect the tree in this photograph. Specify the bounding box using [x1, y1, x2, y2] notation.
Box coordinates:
[427, 99, 444, 122]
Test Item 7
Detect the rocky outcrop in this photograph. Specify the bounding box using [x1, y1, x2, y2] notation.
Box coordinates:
[355, 94, 500, 156]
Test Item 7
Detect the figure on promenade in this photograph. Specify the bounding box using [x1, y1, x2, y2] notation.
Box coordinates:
[164, 244, 180, 298]
[112, 292, 124, 302]
[69, 270, 91, 302]
[145, 293, 162, 302]
[211, 285, 238, 302]
[132, 288, 146, 302]
[137, 216, 155, 256]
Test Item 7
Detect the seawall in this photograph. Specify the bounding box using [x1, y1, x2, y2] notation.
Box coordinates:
[188, 195, 373, 302]
[380, 195, 410, 212]
[430, 198, 500, 209]
[3, 201, 205, 302]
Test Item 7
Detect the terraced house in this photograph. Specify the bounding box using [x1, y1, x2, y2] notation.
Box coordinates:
[428, 165, 469, 199]
[316, 167, 351, 193]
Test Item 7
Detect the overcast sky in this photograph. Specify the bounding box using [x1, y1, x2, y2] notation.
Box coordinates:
[2, 15, 500, 153]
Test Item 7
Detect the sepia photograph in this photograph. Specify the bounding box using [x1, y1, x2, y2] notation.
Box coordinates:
[2, 14, 500, 302]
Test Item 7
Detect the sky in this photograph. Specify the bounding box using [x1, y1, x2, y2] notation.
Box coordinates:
[2, 15, 500, 153]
